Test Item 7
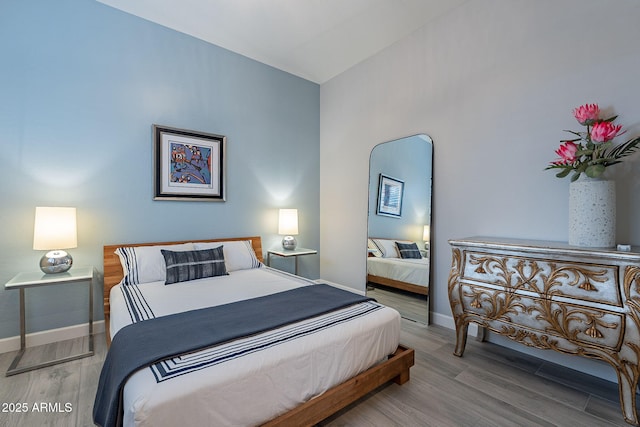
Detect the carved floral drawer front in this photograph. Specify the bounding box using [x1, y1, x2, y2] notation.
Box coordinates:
[459, 282, 624, 351]
[449, 238, 640, 425]
[461, 251, 622, 307]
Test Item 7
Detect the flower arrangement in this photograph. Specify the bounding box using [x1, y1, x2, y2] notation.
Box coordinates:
[546, 103, 640, 181]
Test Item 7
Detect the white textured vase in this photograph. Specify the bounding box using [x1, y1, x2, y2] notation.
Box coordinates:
[568, 177, 616, 247]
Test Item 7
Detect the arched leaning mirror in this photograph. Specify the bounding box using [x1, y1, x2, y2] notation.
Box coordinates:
[367, 134, 433, 324]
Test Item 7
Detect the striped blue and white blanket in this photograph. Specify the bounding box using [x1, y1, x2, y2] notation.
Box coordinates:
[93, 284, 375, 427]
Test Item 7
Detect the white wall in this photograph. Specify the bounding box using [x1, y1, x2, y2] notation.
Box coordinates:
[320, 0, 640, 381]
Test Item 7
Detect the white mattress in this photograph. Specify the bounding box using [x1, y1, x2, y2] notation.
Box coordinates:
[367, 257, 430, 288]
[109, 267, 401, 427]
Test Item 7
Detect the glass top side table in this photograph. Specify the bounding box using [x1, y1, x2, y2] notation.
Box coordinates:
[267, 248, 317, 275]
[4, 266, 95, 376]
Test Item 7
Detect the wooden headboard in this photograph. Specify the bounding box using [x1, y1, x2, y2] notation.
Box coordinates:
[103, 236, 263, 344]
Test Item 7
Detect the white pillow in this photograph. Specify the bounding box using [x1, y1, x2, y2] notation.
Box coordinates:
[367, 239, 382, 257]
[115, 243, 195, 285]
[193, 240, 262, 272]
[371, 239, 399, 258]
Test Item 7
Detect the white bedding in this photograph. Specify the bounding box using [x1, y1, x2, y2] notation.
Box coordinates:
[367, 256, 430, 288]
[109, 267, 401, 427]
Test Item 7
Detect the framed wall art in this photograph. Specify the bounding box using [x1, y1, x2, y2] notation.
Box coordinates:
[153, 125, 226, 201]
[376, 174, 404, 218]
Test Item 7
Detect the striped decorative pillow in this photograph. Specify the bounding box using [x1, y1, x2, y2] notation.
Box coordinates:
[395, 242, 422, 259]
[161, 246, 228, 285]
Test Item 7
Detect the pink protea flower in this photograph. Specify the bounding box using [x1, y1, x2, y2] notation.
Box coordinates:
[546, 103, 640, 180]
[591, 121, 623, 142]
[554, 141, 578, 164]
[573, 103, 600, 125]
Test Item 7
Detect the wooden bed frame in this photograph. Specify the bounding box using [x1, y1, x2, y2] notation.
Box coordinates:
[367, 273, 429, 296]
[367, 238, 429, 297]
[366, 253, 430, 296]
[102, 236, 414, 426]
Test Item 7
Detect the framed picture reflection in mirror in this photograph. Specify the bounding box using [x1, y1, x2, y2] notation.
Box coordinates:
[376, 174, 404, 218]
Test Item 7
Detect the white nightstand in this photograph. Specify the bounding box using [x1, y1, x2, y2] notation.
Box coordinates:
[267, 248, 317, 275]
[4, 266, 95, 376]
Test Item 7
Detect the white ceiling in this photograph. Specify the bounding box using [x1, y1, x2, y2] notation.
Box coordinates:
[97, 0, 467, 84]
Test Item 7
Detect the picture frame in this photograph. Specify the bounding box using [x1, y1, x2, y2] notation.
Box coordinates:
[376, 174, 404, 218]
[153, 125, 226, 202]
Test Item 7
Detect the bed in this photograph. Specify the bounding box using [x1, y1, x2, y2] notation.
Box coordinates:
[96, 236, 414, 427]
[367, 238, 430, 296]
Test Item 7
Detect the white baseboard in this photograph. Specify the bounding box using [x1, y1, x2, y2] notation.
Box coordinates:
[430, 311, 480, 336]
[0, 321, 105, 354]
[314, 279, 366, 295]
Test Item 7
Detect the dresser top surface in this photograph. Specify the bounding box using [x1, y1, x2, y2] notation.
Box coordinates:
[449, 236, 640, 260]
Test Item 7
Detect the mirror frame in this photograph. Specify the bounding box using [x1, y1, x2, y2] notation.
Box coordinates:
[366, 133, 433, 324]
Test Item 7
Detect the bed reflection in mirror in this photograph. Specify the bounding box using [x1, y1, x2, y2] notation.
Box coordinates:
[367, 134, 432, 324]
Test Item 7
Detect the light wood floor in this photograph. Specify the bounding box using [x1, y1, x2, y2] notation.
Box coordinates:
[367, 285, 429, 324]
[0, 334, 105, 427]
[0, 322, 632, 426]
[323, 320, 630, 427]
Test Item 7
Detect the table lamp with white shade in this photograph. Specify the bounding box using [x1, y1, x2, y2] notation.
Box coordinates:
[33, 206, 77, 274]
[278, 208, 298, 250]
[422, 225, 430, 250]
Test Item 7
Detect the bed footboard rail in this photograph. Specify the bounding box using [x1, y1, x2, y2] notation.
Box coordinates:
[262, 345, 415, 426]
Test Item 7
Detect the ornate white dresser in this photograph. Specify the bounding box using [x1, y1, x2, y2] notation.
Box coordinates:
[447, 237, 640, 425]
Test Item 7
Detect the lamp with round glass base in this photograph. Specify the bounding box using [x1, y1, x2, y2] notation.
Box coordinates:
[278, 208, 299, 250]
[33, 207, 77, 274]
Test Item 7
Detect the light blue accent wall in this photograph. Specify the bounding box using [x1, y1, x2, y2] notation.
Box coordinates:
[0, 0, 320, 338]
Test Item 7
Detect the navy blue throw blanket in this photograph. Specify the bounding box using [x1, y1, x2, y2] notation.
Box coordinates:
[93, 284, 372, 427]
